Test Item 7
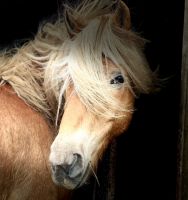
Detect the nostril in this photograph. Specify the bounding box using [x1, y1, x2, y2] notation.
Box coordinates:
[69, 153, 83, 178]
[51, 162, 68, 171]
[72, 153, 82, 166]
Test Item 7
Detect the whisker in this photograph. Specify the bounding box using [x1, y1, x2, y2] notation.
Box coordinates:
[89, 161, 100, 187]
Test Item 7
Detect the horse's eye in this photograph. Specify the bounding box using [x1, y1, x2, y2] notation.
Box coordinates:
[110, 75, 124, 85]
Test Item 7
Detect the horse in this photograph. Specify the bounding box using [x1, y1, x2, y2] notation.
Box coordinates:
[0, 0, 155, 199]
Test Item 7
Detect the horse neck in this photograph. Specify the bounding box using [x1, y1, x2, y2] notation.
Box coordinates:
[0, 52, 55, 123]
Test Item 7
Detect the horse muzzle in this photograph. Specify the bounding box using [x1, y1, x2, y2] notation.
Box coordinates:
[50, 153, 89, 189]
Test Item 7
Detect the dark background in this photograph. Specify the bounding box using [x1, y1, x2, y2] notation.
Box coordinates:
[0, 0, 184, 199]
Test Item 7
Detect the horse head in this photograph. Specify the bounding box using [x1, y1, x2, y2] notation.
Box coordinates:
[45, 0, 154, 189]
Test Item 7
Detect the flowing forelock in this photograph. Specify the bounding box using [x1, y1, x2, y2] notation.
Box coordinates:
[42, 0, 154, 119]
[0, 0, 155, 122]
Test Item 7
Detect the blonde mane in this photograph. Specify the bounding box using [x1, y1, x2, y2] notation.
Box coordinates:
[0, 0, 154, 122]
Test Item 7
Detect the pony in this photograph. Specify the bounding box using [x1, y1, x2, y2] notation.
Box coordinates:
[0, 0, 155, 199]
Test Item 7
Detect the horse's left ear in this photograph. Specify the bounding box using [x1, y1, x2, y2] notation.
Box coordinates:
[112, 1, 131, 30]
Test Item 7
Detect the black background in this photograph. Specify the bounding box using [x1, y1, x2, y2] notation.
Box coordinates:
[0, 0, 184, 199]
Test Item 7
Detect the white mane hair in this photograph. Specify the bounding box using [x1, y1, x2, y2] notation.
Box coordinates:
[0, 0, 155, 122]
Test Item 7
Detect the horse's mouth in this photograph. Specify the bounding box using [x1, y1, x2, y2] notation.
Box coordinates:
[51, 163, 90, 190]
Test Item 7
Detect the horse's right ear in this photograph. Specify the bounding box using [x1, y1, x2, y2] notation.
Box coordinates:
[112, 1, 131, 30]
